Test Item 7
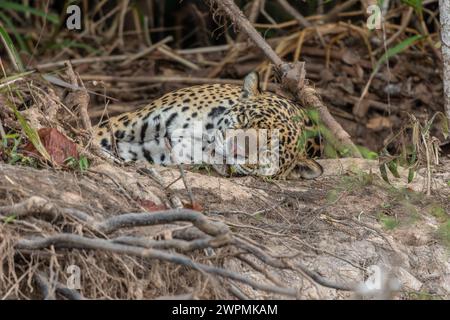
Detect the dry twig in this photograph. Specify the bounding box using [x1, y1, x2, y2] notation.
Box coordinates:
[64, 61, 92, 132]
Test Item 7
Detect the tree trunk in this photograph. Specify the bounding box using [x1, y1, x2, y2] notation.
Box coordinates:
[440, 0, 450, 122]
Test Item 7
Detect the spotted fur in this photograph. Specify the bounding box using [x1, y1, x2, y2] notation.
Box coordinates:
[94, 72, 323, 179]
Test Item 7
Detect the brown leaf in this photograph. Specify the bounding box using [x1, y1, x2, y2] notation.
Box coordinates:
[138, 199, 167, 212]
[23, 128, 78, 165]
[353, 99, 370, 118]
[319, 69, 334, 83]
[183, 201, 203, 211]
[414, 83, 433, 106]
[366, 117, 392, 131]
[342, 50, 360, 65]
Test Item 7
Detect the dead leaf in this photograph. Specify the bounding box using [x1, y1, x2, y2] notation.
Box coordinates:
[183, 201, 203, 211]
[367, 117, 392, 131]
[23, 128, 78, 165]
[342, 50, 361, 65]
[353, 99, 370, 118]
[319, 69, 334, 83]
[138, 199, 167, 211]
[414, 83, 433, 105]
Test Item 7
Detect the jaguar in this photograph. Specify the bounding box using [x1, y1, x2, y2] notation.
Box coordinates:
[94, 72, 323, 179]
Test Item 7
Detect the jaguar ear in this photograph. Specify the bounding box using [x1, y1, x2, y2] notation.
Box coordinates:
[287, 159, 323, 180]
[241, 72, 261, 99]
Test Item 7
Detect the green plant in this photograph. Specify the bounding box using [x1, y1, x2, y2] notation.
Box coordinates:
[379, 214, 399, 230]
[437, 220, 450, 247]
[374, 35, 424, 76]
[0, 11, 28, 53]
[9, 102, 52, 163]
[190, 163, 213, 176]
[0, 24, 24, 71]
[325, 170, 375, 204]
[401, 0, 423, 14]
[0, 1, 59, 24]
[429, 205, 447, 222]
[1, 133, 37, 167]
[65, 155, 90, 172]
[3, 214, 16, 224]
[406, 290, 443, 300]
[379, 113, 449, 185]
[1, 20, 53, 164]
[326, 189, 339, 203]
[304, 109, 379, 160]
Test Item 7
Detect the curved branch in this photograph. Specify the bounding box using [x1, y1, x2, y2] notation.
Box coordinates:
[95, 209, 230, 236]
[112, 235, 228, 252]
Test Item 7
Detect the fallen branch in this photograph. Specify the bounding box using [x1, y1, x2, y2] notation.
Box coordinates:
[95, 209, 230, 237]
[112, 235, 225, 252]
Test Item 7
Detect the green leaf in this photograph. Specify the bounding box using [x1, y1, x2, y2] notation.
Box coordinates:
[437, 220, 450, 247]
[65, 156, 77, 167]
[425, 112, 449, 139]
[401, 0, 423, 14]
[0, 24, 24, 72]
[0, 1, 59, 24]
[408, 168, 415, 183]
[380, 215, 399, 230]
[305, 109, 320, 124]
[4, 214, 16, 224]
[0, 12, 28, 53]
[387, 160, 401, 178]
[78, 155, 89, 172]
[373, 35, 423, 75]
[0, 71, 34, 88]
[430, 206, 446, 221]
[357, 145, 378, 160]
[48, 40, 100, 54]
[379, 163, 390, 183]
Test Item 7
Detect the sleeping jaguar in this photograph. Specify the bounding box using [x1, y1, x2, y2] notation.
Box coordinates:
[94, 72, 323, 179]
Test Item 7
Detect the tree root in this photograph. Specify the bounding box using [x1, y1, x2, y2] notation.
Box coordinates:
[4, 196, 356, 299]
